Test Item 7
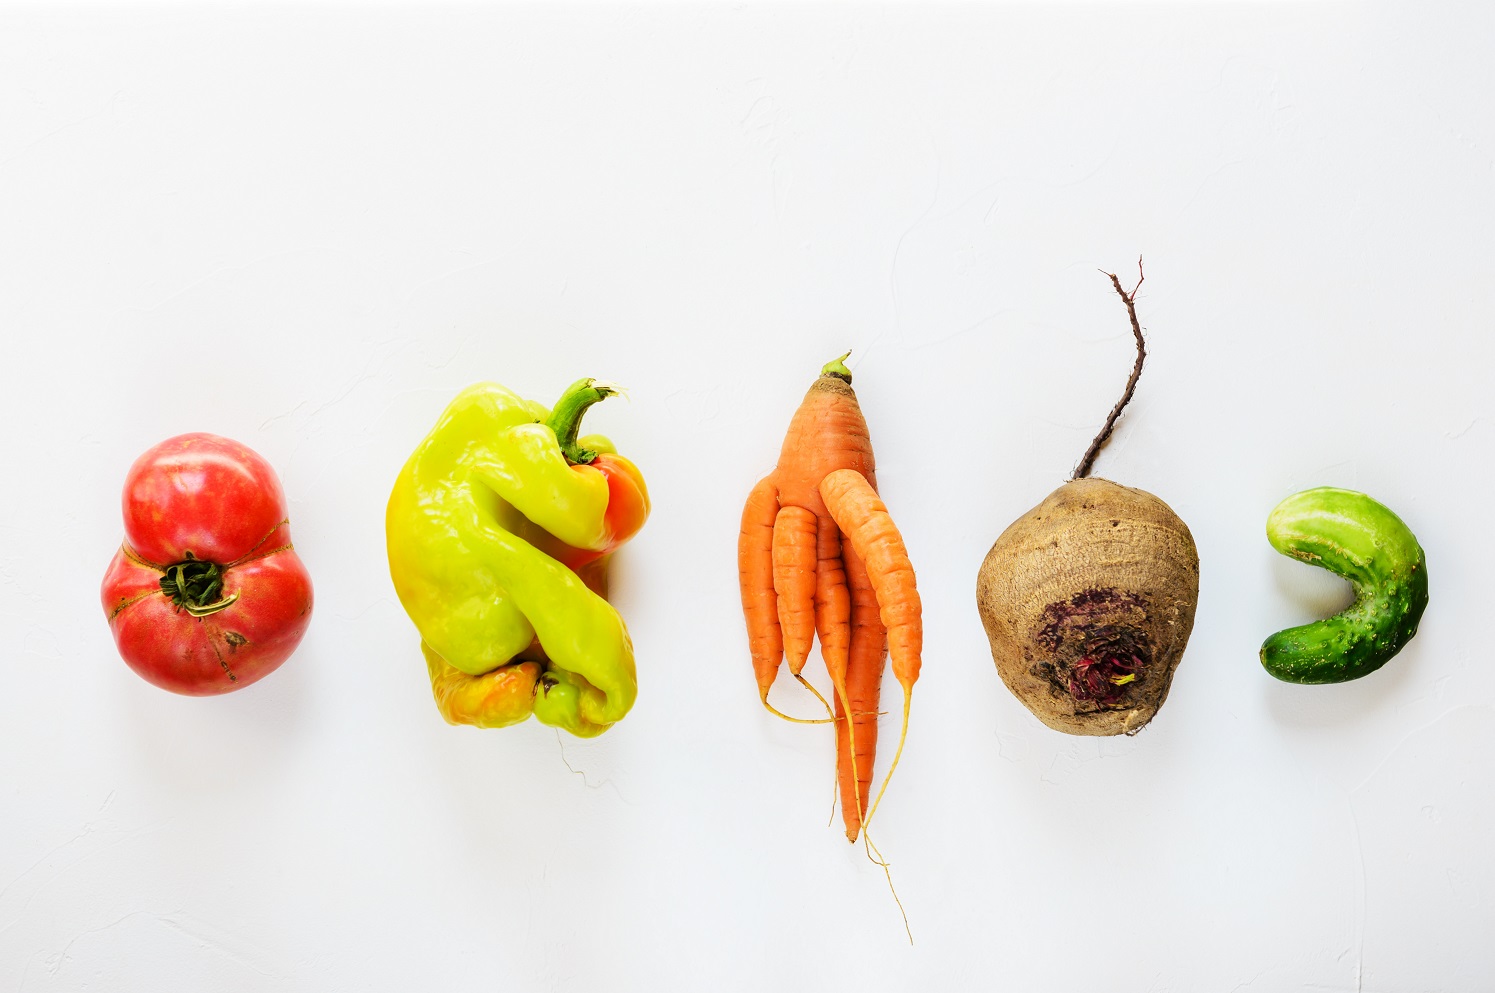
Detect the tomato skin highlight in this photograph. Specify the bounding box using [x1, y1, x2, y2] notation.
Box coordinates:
[121, 434, 289, 566]
[101, 433, 313, 696]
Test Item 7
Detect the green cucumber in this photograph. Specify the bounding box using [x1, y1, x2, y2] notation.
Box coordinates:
[1261, 487, 1428, 684]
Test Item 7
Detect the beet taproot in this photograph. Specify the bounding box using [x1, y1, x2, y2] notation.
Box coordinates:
[975, 263, 1199, 735]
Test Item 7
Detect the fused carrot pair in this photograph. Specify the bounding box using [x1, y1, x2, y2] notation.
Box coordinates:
[737, 354, 922, 845]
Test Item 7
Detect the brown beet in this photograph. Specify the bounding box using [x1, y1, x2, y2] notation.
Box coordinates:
[975, 263, 1200, 735]
[976, 477, 1198, 735]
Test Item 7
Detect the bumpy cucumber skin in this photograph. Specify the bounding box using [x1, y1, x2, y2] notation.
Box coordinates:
[1261, 487, 1428, 684]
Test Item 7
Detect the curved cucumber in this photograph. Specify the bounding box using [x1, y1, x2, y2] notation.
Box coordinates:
[1261, 487, 1428, 684]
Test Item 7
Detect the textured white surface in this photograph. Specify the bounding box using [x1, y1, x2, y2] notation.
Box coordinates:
[2, 3, 1492, 990]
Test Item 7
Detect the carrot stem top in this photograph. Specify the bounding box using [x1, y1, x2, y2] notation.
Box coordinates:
[821, 351, 853, 384]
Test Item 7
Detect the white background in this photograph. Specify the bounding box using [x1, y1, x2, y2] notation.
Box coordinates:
[2, 2, 1492, 990]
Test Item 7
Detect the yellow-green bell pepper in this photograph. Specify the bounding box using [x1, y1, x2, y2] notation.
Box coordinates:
[386, 378, 649, 737]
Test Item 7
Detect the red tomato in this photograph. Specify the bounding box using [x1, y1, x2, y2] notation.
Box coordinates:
[100, 433, 313, 695]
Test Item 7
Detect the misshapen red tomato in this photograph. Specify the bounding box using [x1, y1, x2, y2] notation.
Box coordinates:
[101, 433, 313, 695]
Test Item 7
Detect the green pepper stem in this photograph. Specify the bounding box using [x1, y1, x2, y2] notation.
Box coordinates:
[545, 378, 620, 465]
[821, 351, 853, 383]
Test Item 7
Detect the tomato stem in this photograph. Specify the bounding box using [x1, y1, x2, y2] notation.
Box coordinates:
[159, 552, 239, 617]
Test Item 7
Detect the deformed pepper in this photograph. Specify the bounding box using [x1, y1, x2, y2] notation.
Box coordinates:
[386, 378, 649, 736]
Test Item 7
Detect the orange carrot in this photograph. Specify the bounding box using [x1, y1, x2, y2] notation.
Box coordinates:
[820, 468, 921, 836]
[772, 506, 818, 675]
[739, 355, 919, 940]
[835, 544, 886, 842]
[813, 519, 850, 690]
[738, 475, 783, 705]
[769, 356, 876, 518]
[739, 355, 921, 847]
[739, 353, 874, 720]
